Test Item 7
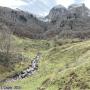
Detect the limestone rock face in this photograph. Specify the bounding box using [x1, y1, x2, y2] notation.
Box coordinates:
[68, 3, 90, 18]
[47, 3, 90, 21]
[44, 3, 90, 39]
[47, 5, 67, 21]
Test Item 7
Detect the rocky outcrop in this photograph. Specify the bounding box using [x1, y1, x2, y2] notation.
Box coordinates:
[47, 5, 67, 21]
[47, 3, 90, 22]
[44, 3, 90, 39]
[68, 3, 90, 18]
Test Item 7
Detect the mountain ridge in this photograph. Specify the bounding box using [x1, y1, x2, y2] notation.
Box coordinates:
[0, 3, 90, 39]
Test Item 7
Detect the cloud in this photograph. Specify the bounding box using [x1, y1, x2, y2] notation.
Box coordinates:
[21, 0, 36, 4]
[55, 0, 75, 7]
[19, 0, 56, 16]
[38, 0, 49, 6]
[84, 0, 90, 8]
[0, 0, 27, 8]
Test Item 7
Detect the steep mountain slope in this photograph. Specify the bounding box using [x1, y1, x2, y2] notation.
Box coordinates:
[0, 7, 46, 39]
[44, 3, 90, 39]
[47, 5, 68, 21]
[0, 3, 90, 40]
[68, 3, 90, 17]
[0, 4, 90, 39]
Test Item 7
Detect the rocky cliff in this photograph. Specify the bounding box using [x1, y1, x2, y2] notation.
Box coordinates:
[44, 3, 90, 39]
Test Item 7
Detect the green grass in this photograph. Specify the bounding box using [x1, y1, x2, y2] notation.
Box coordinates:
[0, 35, 51, 81]
[1, 37, 90, 90]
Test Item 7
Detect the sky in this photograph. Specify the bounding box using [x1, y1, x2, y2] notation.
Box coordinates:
[0, 0, 89, 16]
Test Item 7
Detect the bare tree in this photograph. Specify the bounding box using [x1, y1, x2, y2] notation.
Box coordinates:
[0, 23, 13, 66]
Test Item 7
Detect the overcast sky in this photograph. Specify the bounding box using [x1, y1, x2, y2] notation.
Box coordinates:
[0, 0, 89, 16]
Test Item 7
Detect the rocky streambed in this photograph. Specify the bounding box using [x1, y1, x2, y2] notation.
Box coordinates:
[0, 53, 41, 82]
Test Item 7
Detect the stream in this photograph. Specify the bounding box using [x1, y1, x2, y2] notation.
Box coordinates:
[0, 52, 41, 82]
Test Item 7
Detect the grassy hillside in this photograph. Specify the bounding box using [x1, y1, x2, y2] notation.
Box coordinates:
[1, 38, 90, 90]
[0, 35, 51, 82]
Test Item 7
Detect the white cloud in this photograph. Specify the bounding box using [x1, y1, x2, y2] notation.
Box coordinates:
[38, 0, 48, 5]
[39, 11, 49, 16]
[55, 0, 75, 7]
[22, 0, 36, 4]
[84, 0, 90, 8]
[0, 0, 27, 8]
